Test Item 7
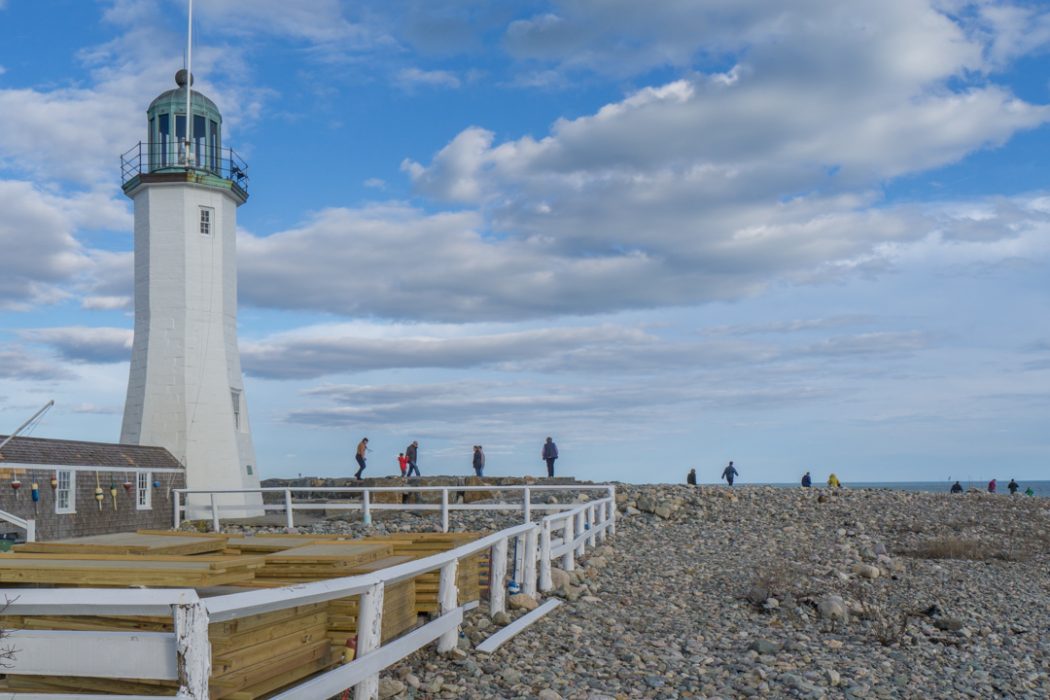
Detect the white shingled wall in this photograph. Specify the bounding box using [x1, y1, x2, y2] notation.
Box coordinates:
[121, 181, 262, 518]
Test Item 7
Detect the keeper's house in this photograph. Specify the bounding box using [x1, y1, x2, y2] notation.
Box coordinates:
[0, 435, 185, 542]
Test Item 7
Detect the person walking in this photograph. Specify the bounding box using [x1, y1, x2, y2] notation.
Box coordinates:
[801, 471, 812, 488]
[354, 438, 369, 480]
[950, 480, 963, 493]
[472, 445, 485, 478]
[827, 473, 841, 488]
[1007, 478, 1019, 495]
[397, 452, 408, 477]
[406, 441, 420, 477]
[542, 437, 559, 478]
[687, 468, 697, 485]
[721, 461, 738, 486]
[987, 478, 997, 493]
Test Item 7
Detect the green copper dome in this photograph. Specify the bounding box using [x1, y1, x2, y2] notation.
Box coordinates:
[143, 72, 226, 176]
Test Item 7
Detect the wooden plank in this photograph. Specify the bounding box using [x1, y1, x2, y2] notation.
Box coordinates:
[475, 599, 561, 653]
[15, 532, 228, 556]
[267, 608, 463, 700]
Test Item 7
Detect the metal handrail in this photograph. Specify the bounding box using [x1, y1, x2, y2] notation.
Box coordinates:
[120, 141, 249, 192]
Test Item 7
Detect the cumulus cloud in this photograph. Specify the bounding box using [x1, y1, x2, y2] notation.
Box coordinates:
[0, 346, 74, 381]
[0, 181, 89, 309]
[19, 327, 133, 364]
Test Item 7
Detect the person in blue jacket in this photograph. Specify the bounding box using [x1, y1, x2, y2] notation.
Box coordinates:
[721, 461, 738, 486]
[801, 471, 812, 488]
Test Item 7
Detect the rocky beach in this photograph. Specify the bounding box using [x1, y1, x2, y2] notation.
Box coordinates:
[228, 484, 1050, 699]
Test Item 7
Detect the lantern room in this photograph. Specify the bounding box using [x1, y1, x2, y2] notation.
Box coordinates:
[146, 69, 222, 173]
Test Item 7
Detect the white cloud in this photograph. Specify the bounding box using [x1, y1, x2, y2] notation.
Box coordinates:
[0, 181, 89, 309]
[240, 323, 654, 378]
[19, 327, 133, 364]
[396, 67, 462, 90]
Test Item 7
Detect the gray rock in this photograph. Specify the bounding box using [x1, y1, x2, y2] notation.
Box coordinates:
[818, 595, 849, 622]
[851, 563, 880, 579]
[749, 639, 781, 655]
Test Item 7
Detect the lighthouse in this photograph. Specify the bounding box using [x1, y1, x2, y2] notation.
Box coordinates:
[119, 69, 262, 517]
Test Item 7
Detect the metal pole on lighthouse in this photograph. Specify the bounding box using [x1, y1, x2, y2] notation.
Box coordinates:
[184, 0, 194, 165]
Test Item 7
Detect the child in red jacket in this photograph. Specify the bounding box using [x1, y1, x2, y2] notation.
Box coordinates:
[398, 453, 408, 477]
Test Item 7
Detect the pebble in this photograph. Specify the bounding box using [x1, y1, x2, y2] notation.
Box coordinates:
[230, 483, 1050, 699]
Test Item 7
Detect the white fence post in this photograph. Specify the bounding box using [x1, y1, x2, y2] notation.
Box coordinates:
[284, 489, 294, 529]
[561, 515, 575, 571]
[353, 581, 385, 700]
[522, 486, 531, 524]
[174, 601, 210, 700]
[440, 489, 449, 533]
[362, 490, 372, 526]
[489, 538, 507, 616]
[437, 559, 460, 653]
[25, 518, 36, 543]
[608, 485, 617, 536]
[538, 520, 553, 591]
[173, 490, 181, 529]
[587, 504, 596, 547]
[597, 500, 607, 543]
[210, 494, 220, 533]
[522, 525, 538, 597]
[575, 510, 586, 557]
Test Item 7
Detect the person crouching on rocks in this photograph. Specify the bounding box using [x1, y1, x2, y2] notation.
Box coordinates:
[721, 461, 738, 486]
[801, 471, 812, 488]
[950, 480, 963, 493]
[827, 473, 841, 488]
[687, 468, 697, 485]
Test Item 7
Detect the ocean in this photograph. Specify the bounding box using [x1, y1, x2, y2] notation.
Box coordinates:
[759, 480, 1050, 497]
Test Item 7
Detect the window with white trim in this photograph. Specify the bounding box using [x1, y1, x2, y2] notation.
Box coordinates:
[200, 207, 213, 235]
[55, 469, 75, 514]
[137, 471, 151, 510]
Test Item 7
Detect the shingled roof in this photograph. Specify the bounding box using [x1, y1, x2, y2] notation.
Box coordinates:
[0, 435, 182, 469]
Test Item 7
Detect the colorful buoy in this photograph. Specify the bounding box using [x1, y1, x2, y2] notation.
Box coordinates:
[31, 482, 40, 502]
[95, 486, 104, 511]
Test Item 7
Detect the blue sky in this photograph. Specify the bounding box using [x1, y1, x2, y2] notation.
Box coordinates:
[1, 0, 1048, 485]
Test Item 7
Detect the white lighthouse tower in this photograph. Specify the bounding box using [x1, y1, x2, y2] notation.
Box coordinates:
[120, 69, 262, 517]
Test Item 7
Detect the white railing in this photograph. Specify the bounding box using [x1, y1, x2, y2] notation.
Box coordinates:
[0, 507, 35, 543]
[0, 493, 616, 700]
[174, 483, 617, 534]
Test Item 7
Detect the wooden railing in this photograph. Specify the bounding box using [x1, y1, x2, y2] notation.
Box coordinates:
[0, 493, 616, 700]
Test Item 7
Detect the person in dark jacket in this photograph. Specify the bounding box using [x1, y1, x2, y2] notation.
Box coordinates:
[801, 471, 812, 488]
[721, 461, 738, 486]
[1007, 479, 1019, 494]
[472, 445, 485, 477]
[406, 441, 420, 477]
[354, 438, 368, 480]
[542, 437, 558, 477]
[950, 480, 963, 493]
[687, 468, 697, 485]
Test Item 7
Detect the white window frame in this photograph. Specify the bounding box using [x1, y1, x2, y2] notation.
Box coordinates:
[55, 469, 75, 514]
[136, 471, 152, 510]
[200, 206, 213, 235]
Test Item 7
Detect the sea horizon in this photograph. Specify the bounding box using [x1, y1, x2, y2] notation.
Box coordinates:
[691, 479, 1050, 497]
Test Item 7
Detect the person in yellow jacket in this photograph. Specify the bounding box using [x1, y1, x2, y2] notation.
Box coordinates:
[827, 473, 841, 488]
